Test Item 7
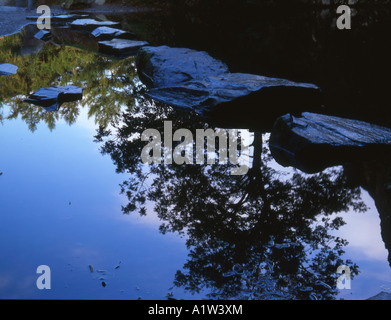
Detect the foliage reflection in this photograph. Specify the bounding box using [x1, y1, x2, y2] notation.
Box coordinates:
[0, 25, 138, 131]
[95, 97, 369, 300]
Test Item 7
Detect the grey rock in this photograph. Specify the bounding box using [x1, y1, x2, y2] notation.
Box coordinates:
[25, 85, 83, 111]
[0, 63, 18, 76]
[136, 46, 321, 130]
[269, 112, 391, 173]
[91, 26, 136, 41]
[70, 19, 120, 32]
[34, 29, 52, 41]
[98, 39, 149, 57]
[136, 46, 229, 88]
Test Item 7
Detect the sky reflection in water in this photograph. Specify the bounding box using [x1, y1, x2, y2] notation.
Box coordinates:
[1, 105, 390, 300]
[0, 107, 203, 300]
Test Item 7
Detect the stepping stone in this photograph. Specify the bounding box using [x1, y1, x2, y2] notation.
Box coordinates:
[98, 39, 149, 57]
[269, 112, 391, 173]
[0, 63, 18, 76]
[91, 26, 136, 41]
[34, 30, 52, 41]
[25, 85, 83, 111]
[70, 19, 121, 32]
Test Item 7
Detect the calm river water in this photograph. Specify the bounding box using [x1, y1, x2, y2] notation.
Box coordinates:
[1, 4, 390, 300]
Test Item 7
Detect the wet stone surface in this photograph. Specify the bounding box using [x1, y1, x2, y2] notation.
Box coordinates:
[270, 112, 391, 173]
[34, 30, 52, 42]
[91, 26, 136, 41]
[136, 45, 321, 130]
[70, 18, 121, 31]
[98, 39, 149, 57]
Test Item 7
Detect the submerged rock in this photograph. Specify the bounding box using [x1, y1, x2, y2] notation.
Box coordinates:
[91, 26, 136, 41]
[136, 46, 321, 130]
[70, 19, 121, 32]
[98, 39, 149, 57]
[0, 63, 18, 76]
[136, 46, 230, 88]
[269, 112, 391, 173]
[25, 85, 83, 111]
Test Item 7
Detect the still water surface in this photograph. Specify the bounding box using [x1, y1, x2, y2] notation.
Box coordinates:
[1, 5, 391, 300]
[1, 103, 390, 300]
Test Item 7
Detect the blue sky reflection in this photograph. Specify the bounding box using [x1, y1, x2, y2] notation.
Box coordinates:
[0, 107, 199, 300]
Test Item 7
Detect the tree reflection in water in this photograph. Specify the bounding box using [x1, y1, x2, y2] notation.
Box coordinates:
[94, 97, 368, 300]
[1, 11, 388, 300]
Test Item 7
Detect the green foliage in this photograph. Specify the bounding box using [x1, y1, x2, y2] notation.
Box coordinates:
[0, 27, 138, 131]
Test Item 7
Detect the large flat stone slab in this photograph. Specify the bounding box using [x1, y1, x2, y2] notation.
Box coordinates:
[98, 39, 149, 57]
[136, 46, 230, 88]
[136, 46, 321, 130]
[34, 29, 52, 42]
[25, 85, 83, 111]
[70, 18, 121, 31]
[91, 26, 136, 41]
[269, 112, 391, 173]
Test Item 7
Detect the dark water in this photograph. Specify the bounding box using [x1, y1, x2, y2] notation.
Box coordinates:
[0, 4, 391, 300]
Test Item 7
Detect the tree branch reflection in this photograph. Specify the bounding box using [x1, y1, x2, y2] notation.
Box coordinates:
[95, 98, 368, 300]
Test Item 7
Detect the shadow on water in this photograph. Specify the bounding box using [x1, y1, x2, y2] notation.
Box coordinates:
[1, 3, 391, 299]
